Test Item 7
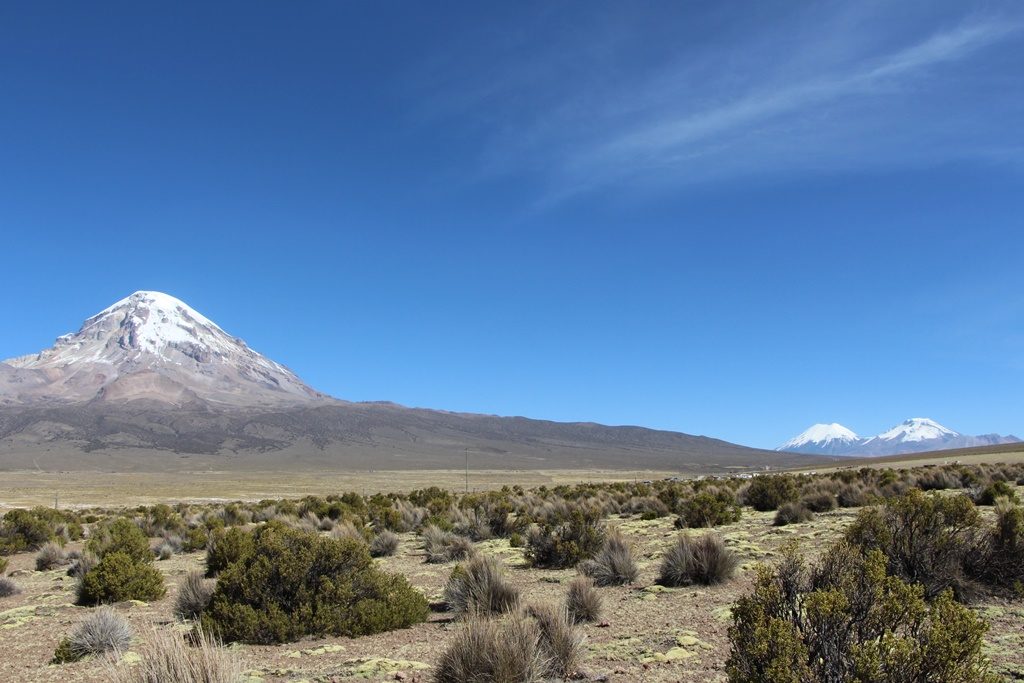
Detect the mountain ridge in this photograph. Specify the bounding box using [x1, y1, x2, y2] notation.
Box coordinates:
[0, 291, 820, 472]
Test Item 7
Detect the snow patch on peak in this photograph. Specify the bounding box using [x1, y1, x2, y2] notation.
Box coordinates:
[870, 417, 959, 443]
[779, 423, 859, 449]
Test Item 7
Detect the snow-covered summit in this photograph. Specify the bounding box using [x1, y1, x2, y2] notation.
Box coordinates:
[867, 417, 959, 443]
[777, 417, 1018, 457]
[2, 291, 323, 407]
[780, 423, 859, 449]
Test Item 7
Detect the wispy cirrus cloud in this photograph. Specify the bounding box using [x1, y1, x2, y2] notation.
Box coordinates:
[407, 3, 1024, 202]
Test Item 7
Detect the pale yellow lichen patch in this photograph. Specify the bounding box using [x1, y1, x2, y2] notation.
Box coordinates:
[0, 605, 38, 629]
[342, 657, 430, 678]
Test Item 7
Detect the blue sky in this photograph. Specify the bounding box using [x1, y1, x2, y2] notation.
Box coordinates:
[1, 1, 1022, 448]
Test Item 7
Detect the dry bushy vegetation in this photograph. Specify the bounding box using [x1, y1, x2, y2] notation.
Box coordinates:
[53, 607, 133, 663]
[0, 460, 1021, 681]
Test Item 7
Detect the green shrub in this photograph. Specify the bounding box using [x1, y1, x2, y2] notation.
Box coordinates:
[844, 489, 981, 601]
[205, 527, 254, 577]
[974, 480, 1018, 506]
[525, 509, 605, 569]
[0, 557, 7, 575]
[726, 543, 994, 683]
[508, 532, 524, 548]
[200, 523, 428, 644]
[1, 507, 58, 554]
[77, 552, 166, 605]
[677, 490, 742, 528]
[745, 476, 800, 512]
[88, 518, 152, 563]
[182, 527, 209, 552]
[970, 498, 1024, 596]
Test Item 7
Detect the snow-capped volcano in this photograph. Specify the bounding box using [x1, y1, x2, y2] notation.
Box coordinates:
[1, 291, 323, 407]
[777, 417, 1020, 456]
[779, 423, 860, 454]
[866, 417, 959, 444]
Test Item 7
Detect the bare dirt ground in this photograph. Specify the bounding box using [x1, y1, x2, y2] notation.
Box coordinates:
[2, 485, 1022, 682]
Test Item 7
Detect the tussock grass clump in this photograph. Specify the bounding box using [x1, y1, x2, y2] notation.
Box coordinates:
[580, 531, 638, 586]
[175, 570, 215, 621]
[69, 551, 98, 579]
[423, 525, 476, 564]
[108, 628, 241, 683]
[774, 502, 814, 526]
[370, 530, 400, 557]
[201, 522, 428, 644]
[433, 608, 583, 683]
[0, 576, 20, 598]
[529, 604, 583, 679]
[443, 554, 520, 616]
[658, 533, 738, 587]
[53, 607, 133, 663]
[36, 541, 68, 571]
[565, 576, 602, 624]
[155, 542, 175, 561]
[434, 613, 545, 683]
[330, 520, 368, 544]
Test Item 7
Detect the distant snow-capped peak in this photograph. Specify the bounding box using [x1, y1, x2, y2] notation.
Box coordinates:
[780, 423, 859, 449]
[867, 417, 959, 443]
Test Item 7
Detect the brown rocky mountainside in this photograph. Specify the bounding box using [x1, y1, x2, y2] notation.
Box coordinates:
[0, 292, 827, 472]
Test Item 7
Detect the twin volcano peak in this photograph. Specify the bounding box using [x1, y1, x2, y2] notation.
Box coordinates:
[2, 291, 323, 407]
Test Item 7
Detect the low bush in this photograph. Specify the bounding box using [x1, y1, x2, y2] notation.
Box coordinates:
[836, 484, 871, 508]
[974, 480, 1019, 506]
[844, 489, 981, 601]
[77, 551, 166, 605]
[726, 543, 994, 683]
[370, 530, 400, 557]
[676, 489, 742, 528]
[0, 576, 20, 598]
[565, 576, 602, 624]
[525, 509, 606, 569]
[88, 518, 152, 564]
[970, 498, 1024, 597]
[800, 491, 837, 513]
[0, 507, 58, 554]
[443, 554, 520, 617]
[744, 476, 800, 512]
[0, 556, 7, 574]
[109, 628, 240, 683]
[658, 533, 738, 587]
[205, 527, 254, 577]
[36, 541, 68, 571]
[200, 522, 428, 644]
[774, 502, 813, 526]
[175, 570, 215, 621]
[580, 531, 638, 586]
[52, 607, 133, 663]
